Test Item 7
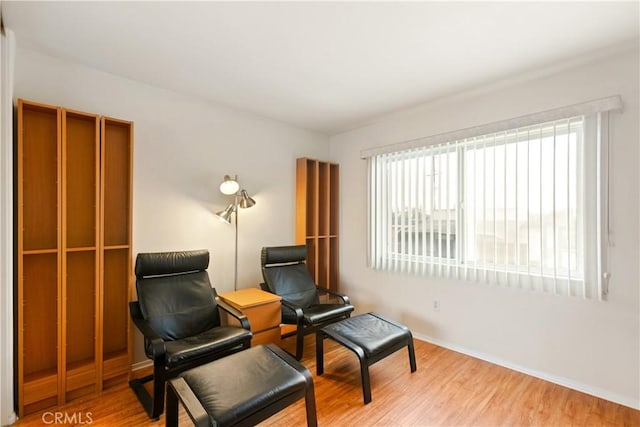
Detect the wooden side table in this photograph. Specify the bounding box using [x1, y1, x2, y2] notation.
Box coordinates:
[218, 288, 282, 347]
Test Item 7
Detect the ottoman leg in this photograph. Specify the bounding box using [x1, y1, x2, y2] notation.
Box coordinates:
[165, 383, 179, 427]
[316, 332, 325, 375]
[360, 359, 372, 404]
[270, 344, 318, 427]
[407, 334, 417, 373]
[304, 380, 318, 427]
[347, 345, 371, 404]
[296, 326, 305, 360]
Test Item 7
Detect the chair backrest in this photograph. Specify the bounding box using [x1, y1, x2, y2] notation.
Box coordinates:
[261, 245, 319, 309]
[135, 249, 219, 341]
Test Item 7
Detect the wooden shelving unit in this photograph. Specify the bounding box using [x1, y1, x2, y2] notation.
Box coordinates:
[100, 117, 133, 388]
[18, 101, 62, 415]
[295, 158, 339, 291]
[16, 100, 133, 416]
[62, 109, 100, 404]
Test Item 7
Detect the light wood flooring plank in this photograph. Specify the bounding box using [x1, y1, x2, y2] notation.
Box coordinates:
[13, 336, 640, 426]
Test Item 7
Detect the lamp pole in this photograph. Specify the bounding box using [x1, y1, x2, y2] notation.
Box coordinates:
[234, 193, 239, 291]
[216, 175, 255, 292]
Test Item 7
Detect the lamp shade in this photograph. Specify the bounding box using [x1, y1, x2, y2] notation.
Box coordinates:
[238, 189, 256, 209]
[215, 203, 236, 223]
[219, 175, 240, 195]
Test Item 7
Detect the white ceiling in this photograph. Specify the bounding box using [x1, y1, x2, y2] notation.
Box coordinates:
[2, 1, 638, 134]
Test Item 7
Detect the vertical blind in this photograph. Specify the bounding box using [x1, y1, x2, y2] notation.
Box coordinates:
[366, 97, 622, 299]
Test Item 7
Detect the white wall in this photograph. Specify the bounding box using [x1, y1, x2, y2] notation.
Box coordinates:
[13, 47, 329, 364]
[0, 25, 16, 427]
[330, 46, 639, 408]
[8, 32, 639, 414]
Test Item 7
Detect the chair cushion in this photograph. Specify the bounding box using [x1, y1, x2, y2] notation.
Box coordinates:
[135, 249, 209, 278]
[162, 326, 253, 368]
[180, 345, 307, 426]
[322, 313, 410, 357]
[263, 263, 319, 309]
[137, 271, 219, 341]
[261, 245, 307, 265]
[301, 303, 354, 325]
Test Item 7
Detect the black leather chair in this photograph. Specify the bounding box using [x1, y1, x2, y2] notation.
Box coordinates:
[261, 245, 354, 360]
[129, 249, 252, 420]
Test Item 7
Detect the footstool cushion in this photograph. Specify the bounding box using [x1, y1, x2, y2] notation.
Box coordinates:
[323, 313, 411, 357]
[166, 344, 317, 427]
[316, 312, 416, 404]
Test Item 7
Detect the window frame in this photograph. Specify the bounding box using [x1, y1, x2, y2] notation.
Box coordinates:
[367, 113, 608, 298]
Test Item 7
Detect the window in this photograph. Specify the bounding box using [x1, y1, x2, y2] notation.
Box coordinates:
[366, 98, 621, 299]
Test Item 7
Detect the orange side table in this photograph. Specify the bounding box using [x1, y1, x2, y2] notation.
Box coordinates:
[218, 288, 282, 347]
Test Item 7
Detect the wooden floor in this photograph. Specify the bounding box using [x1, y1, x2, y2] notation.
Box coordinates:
[14, 336, 640, 426]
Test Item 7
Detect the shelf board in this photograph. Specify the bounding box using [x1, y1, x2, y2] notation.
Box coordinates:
[67, 358, 96, 371]
[24, 369, 58, 405]
[66, 246, 97, 252]
[104, 349, 128, 361]
[66, 359, 97, 392]
[103, 350, 129, 380]
[23, 249, 58, 255]
[103, 245, 129, 250]
[24, 367, 58, 383]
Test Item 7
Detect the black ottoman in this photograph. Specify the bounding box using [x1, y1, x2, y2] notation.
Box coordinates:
[166, 344, 317, 427]
[316, 312, 417, 404]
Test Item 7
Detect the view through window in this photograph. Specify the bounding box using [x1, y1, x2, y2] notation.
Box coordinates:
[369, 117, 585, 288]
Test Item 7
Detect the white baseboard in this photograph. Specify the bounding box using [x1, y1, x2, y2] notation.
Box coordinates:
[412, 332, 640, 411]
[131, 360, 152, 372]
[2, 412, 17, 427]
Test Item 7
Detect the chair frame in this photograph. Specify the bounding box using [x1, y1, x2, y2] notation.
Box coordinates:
[129, 297, 251, 420]
[281, 286, 351, 360]
[261, 244, 354, 360]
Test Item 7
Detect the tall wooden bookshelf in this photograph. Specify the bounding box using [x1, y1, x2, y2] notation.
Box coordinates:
[295, 158, 339, 291]
[100, 117, 133, 388]
[16, 100, 133, 416]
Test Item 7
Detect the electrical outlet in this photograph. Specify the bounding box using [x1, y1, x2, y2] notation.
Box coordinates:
[433, 300, 440, 311]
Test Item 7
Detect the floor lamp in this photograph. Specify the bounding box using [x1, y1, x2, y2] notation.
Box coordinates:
[216, 175, 256, 291]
